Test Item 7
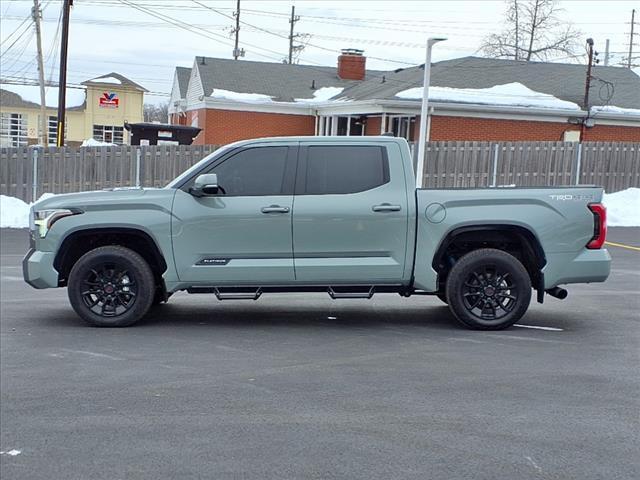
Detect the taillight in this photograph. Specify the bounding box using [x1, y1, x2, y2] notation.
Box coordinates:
[586, 203, 607, 249]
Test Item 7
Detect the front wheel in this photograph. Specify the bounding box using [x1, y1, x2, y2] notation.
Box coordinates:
[68, 246, 156, 327]
[445, 248, 531, 330]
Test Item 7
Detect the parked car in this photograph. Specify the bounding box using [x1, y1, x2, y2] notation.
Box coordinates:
[23, 136, 610, 329]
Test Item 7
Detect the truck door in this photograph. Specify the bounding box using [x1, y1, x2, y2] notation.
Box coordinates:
[171, 144, 297, 284]
[292, 142, 409, 284]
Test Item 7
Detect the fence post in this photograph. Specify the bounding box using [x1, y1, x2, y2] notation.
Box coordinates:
[135, 147, 141, 187]
[574, 143, 582, 185]
[32, 147, 39, 202]
[491, 143, 499, 187]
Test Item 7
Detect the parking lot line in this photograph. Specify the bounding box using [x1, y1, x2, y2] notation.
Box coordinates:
[605, 241, 640, 251]
[514, 324, 564, 331]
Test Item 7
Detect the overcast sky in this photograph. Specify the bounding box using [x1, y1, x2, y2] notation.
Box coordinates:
[1, 0, 638, 104]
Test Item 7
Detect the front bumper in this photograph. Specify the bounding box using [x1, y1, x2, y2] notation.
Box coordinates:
[22, 248, 59, 289]
[543, 248, 612, 288]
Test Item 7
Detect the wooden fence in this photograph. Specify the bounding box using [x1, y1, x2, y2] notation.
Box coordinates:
[412, 141, 639, 191]
[1, 142, 638, 202]
[0, 145, 217, 202]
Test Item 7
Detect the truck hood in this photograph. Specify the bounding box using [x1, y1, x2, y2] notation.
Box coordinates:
[32, 188, 177, 212]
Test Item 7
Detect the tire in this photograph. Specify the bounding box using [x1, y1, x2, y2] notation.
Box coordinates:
[436, 292, 448, 305]
[67, 246, 155, 327]
[445, 248, 531, 330]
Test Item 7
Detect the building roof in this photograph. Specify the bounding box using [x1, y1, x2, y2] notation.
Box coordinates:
[82, 72, 148, 92]
[193, 56, 384, 102]
[175, 67, 192, 98]
[0, 88, 40, 109]
[336, 56, 640, 109]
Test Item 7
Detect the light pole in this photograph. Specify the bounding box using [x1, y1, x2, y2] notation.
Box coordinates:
[415, 37, 446, 188]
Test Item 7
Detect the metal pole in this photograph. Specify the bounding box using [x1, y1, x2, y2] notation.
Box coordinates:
[491, 143, 499, 187]
[32, 148, 39, 202]
[604, 38, 610, 66]
[56, 0, 72, 147]
[32, 0, 47, 146]
[575, 143, 583, 185]
[416, 37, 446, 188]
[135, 148, 141, 187]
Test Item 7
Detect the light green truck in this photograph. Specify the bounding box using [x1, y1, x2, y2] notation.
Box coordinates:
[23, 136, 610, 329]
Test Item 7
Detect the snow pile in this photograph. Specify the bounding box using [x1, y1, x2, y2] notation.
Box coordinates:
[81, 138, 115, 147]
[0, 83, 86, 108]
[88, 76, 121, 85]
[210, 89, 274, 103]
[603, 188, 640, 227]
[395, 82, 581, 110]
[0, 194, 57, 229]
[295, 87, 344, 103]
[591, 105, 640, 117]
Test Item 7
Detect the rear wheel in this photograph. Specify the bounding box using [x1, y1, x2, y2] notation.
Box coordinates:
[67, 246, 155, 327]
[445, 248, 531, 330]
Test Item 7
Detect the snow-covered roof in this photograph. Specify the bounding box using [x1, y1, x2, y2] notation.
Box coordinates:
[0, 83, 86, 109]
[295, 87, 345, 103]
[395, 83, 581, 111]
[82, 72, 148, 92]
[210, 88, 274, 103]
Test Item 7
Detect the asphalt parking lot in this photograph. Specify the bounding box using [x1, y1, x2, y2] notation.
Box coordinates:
[1, 228, 638, 480]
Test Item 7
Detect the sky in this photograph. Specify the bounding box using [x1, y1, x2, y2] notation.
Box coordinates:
[1, 0, 638, 104]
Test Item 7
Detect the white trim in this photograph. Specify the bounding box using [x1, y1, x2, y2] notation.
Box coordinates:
[188, 98, 312, 115]
[381, 113, 386, 134]
[590, 117, 640, 127]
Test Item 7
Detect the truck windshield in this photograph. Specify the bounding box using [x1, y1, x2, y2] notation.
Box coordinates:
[164, 143, 236, 189]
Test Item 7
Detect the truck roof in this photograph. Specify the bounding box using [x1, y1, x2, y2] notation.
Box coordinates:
[224, 135, 408, 148]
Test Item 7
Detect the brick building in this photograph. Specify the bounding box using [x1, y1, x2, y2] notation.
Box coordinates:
[169, 52, 640, 145]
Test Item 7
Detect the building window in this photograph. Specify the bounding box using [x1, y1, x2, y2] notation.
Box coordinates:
[47, 116, 58, 145]
[0, 113, 28, 147]
[93, 125, 124, 144]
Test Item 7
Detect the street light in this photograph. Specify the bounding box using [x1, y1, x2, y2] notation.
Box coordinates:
[415, 37, 447, 188]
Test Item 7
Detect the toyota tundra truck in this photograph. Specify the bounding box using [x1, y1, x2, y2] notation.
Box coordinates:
[23, 136, 611, 329]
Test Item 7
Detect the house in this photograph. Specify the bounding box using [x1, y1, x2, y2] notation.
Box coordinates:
[0, 73, 147, 147]
[169, 51, 640, 145]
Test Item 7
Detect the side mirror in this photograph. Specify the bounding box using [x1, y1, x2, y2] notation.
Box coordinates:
[190, 173, 220, 196]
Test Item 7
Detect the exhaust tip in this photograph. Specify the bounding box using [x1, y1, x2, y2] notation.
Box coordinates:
[546, 287, 568, 300]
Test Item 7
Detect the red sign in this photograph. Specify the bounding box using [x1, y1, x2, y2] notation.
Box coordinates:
[99, 92, 119, 108]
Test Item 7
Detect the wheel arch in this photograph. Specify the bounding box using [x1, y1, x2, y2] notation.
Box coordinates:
[54, 227, 168, 289]
[432, 224, 546, 297]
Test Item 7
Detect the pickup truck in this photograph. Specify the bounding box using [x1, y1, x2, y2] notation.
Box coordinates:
[23, 136, 610, 330]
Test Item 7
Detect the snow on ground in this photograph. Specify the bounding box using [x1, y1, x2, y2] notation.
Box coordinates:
[88, 76, 121, 85]
[81, 138, 116, 147]
[591, 105, 640, 117]
[603, 188, 640, 227]
[395, 82, 581, 110]
[210, 89, 274, 103]
[0, 194, 56, 229]
[295, 87, 344, 103]
[0, 83, 86, 108]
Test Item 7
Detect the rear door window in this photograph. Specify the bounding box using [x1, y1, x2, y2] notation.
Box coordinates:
[304, 145, 389, 195]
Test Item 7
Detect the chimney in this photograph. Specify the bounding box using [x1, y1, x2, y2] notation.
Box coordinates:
[337, 49, 366, 80]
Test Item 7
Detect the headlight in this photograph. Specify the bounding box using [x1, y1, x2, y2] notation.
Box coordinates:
[33, 208, 82, 238]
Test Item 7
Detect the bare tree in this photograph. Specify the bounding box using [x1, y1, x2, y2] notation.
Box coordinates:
[143, 102, 169, 123]
[481, 0, 581, 61]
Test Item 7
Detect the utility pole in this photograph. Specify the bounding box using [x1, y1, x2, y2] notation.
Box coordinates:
[604, 38, 610, 66]
[628, 9, 636, 68]
[56, 0, 72, 147]
[232, 0, 240, 60]
[287, 6, 300, 64]
[581, 38, 595, 142]
[32, 0, 47, 145]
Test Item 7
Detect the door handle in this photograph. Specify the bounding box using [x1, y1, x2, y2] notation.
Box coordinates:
[372, 203, 401, 212]
[261, 205, 290, 214]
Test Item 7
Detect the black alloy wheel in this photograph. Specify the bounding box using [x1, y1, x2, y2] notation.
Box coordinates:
[445, 248, 532, 330]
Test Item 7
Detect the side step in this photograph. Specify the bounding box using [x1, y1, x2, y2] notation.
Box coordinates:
[186, 287, 262, 300]
[328, 286, 375, 299]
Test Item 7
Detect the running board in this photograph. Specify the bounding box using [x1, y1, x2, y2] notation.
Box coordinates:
[186, 287, 262, 300]
[328, 286, 375, 299]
